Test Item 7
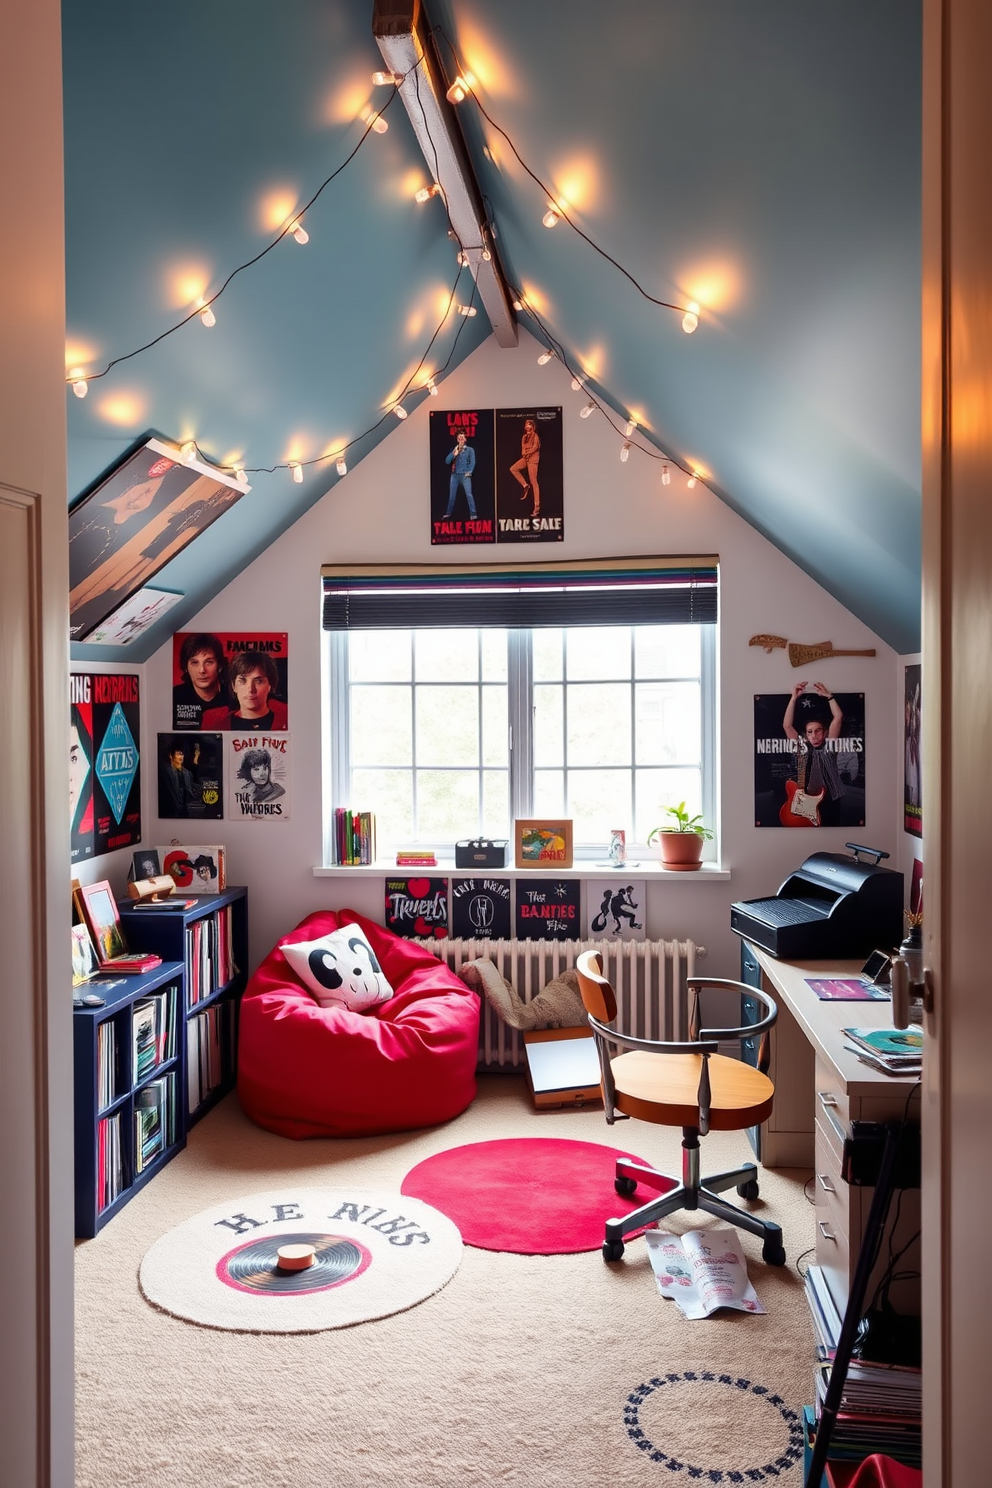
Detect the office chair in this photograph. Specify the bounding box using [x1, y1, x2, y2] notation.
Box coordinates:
[575, 949, 786, 1265]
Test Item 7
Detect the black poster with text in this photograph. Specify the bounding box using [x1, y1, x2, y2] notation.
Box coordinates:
[452, 878, 511, 940]
[90, 673, 142, 855]
[514, 878, 581, 940]
[754, 689, 866, 829]
[384, 878, 449, 939]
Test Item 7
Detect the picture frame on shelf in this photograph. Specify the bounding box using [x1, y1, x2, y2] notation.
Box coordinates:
[71, 922, 99, 985]
[157, 844, 226, 893]
[514, 819, 573, 870]
[78, 879, 129, 965]
[131, 848, 162, 882]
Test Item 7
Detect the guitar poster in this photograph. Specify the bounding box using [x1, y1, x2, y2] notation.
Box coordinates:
[753, 691, 866, 828]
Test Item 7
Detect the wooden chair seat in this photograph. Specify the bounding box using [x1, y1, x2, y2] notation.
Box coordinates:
[611, 1049, 774, 1130]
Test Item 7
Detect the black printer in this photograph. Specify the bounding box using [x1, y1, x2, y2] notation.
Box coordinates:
[731, 843, 903, 960]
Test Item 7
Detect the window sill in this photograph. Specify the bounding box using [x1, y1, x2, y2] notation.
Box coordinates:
[313, 861, 731, 881]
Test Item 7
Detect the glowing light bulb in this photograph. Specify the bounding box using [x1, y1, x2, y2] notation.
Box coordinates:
[371, 70, 401, 86]
[456, 250, 468, 266]
[620, 442, 631, 463]
[661, 463, 671, 486]
[290, 221, 309, 245]
[236, 467, 249, 487]
[571, 375, 585, 391]
[481, 248, 492, 261]
[181, 441, 197, 464]
[446, 77, 468, 104]
[537, 350, 553, 365]
[415, 183, 439, 204]
[197, 298, 216, 327]
[543, 206, 560, 228]
[371, 113, 388, 133]
[336, 457, 347, 477]
[458, 304, 477, 317]
[69, 369, 88, 398]
[687, 473, 698, 489]
[681, 301, 700, 334]
[625, 419, 637, 436]
[579, 401, 595, 419]
[512, 298, 524, 312]
[426, 377, 438, 396]
[394, 404, 408, 420]
[290, 461, 304, 484]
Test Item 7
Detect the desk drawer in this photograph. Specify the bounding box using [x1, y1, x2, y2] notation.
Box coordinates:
[814, 1119, 853, 1311]
[814, 1059, 848, 1156]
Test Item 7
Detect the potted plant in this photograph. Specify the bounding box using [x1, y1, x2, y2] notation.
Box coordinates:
[647, 802, 713, 871]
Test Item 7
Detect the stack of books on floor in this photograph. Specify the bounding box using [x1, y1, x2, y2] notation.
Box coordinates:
[805, 1264, 922, 1471]
[841, 1026, 923, 1077]
[332, 807, 377, 865]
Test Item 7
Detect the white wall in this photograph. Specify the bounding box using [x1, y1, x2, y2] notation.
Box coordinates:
[139, 331, 900, 979]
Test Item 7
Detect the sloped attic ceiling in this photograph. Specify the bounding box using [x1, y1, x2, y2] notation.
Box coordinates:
[63, 0, 921, 659]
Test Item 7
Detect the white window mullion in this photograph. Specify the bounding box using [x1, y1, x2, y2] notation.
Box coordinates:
[508, 629, 532, 819]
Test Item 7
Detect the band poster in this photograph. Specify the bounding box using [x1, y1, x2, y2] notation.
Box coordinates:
[157, 732, 224, 820]
[228, 734, 291, 820]
[384, 878, 449, 939]
[430, 407, 564, 546]
[904, 663, 921, 838]
[70, 671, 142, 861]
[753, 688, 866, 829]
[515, 879, 581, 940]
[451, 878, 512, 940]
[584, 879, 646, 941]
[172, 631, 288, 731]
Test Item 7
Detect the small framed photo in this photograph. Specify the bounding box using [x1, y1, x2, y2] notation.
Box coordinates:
[71, 923, 99, 985]
[157, 844, 226, 893]
[131, 848, 162, 882]
[514, 819, 573, 870]
[78, 879, 128, 965]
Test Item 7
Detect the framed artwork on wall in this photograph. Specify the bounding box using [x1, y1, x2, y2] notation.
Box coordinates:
[514, 819, 573, 869]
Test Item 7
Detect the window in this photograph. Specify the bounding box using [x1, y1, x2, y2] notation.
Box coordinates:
[327, 621, 714, 855]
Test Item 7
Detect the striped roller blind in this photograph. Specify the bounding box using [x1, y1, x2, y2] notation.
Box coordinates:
[321, 556, 718, 630]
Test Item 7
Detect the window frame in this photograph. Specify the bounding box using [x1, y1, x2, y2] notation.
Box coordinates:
[325, 622, 717, 861]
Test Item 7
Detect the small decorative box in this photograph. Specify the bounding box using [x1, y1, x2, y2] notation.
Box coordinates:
[455, 838, 509, 869]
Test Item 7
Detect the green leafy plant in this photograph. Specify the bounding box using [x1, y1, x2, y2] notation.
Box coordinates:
[647, 802, 714, 841]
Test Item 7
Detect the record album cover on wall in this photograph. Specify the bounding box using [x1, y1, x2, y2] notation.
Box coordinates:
[171, 631, 288, 731]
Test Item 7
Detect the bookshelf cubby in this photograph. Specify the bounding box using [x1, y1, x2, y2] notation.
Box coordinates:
[73, 887, 249, 1238]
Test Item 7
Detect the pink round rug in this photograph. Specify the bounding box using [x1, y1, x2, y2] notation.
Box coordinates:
[401, 1137, 674, 1255]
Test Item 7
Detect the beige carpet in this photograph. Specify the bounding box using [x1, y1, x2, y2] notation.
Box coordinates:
[75, 1077, 816, 1488]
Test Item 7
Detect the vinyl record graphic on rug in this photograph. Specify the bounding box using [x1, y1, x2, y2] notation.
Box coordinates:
[139, 1188, 462, 1332]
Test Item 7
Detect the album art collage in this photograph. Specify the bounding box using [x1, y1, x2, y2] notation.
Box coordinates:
[161, 631, 291, 823]
[385, 876, 648, 943]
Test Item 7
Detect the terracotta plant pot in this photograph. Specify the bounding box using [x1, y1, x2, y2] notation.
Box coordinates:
[656, 831, 704, 871]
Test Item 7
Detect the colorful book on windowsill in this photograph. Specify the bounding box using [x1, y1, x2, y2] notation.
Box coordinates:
[395, 850, 437, 867]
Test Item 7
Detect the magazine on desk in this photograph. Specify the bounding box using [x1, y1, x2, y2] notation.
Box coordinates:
[805, 977, 890, 1002]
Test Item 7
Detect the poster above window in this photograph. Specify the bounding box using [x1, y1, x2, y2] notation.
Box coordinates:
[68, 435, 247, 641]
[429, 408, 563, 546]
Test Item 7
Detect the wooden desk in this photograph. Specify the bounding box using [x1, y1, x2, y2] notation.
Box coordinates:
[746, 944, 920, 1314]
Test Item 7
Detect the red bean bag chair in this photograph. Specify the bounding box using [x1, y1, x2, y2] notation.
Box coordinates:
[238, 909, 479, 1138]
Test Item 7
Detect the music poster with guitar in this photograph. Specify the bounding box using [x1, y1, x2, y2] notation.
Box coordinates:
[753, 689, 866, 828]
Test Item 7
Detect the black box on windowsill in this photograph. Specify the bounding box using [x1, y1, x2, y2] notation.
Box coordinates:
[454, 839, 509, 868]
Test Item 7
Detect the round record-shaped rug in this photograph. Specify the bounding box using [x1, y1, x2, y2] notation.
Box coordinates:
[139, 1188, 462, 1332]
[401, 1137, 671, 1254]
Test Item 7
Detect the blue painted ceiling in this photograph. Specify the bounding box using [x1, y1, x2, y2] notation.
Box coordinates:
[63, 0, 921, 658]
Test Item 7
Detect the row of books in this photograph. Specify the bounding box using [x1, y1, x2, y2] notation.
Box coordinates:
[332, 808, 377, 866]
[131, 986, 178, 1083]
[805, 1264, 921, 1467]
[97, 1020, 116, 1110]
[134, 1072, 177, 1174]
[184, 906, 237, 1007]
[97, 1111, 123, 1213]
[187, 1000, 233, 1114]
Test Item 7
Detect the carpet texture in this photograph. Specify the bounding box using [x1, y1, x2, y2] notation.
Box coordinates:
[75, 1075, 817, 1488]
[401, 1136, 671, 1253]
[139, 1187, 463, 1331]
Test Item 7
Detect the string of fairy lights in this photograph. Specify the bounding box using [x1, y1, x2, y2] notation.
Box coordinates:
[65, 39, 708, 492]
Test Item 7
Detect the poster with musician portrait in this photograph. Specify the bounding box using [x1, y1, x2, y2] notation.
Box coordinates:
[753, 689, 866, 829]
[429, 409, 496, 545]
[495, 407, 563, 543]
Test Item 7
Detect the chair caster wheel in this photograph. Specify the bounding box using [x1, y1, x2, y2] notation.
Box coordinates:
[614, 1176, 637, 1196]
[737, 1179, 759, 1201]
[603, 1239, 626, 1262]
[762, 1238, 787, 1266]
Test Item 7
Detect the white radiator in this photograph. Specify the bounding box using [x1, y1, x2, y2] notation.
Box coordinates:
[417, 937, 706, 1072]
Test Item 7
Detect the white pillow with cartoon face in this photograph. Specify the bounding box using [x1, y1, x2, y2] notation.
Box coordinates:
[283, 924, 394, 1013]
